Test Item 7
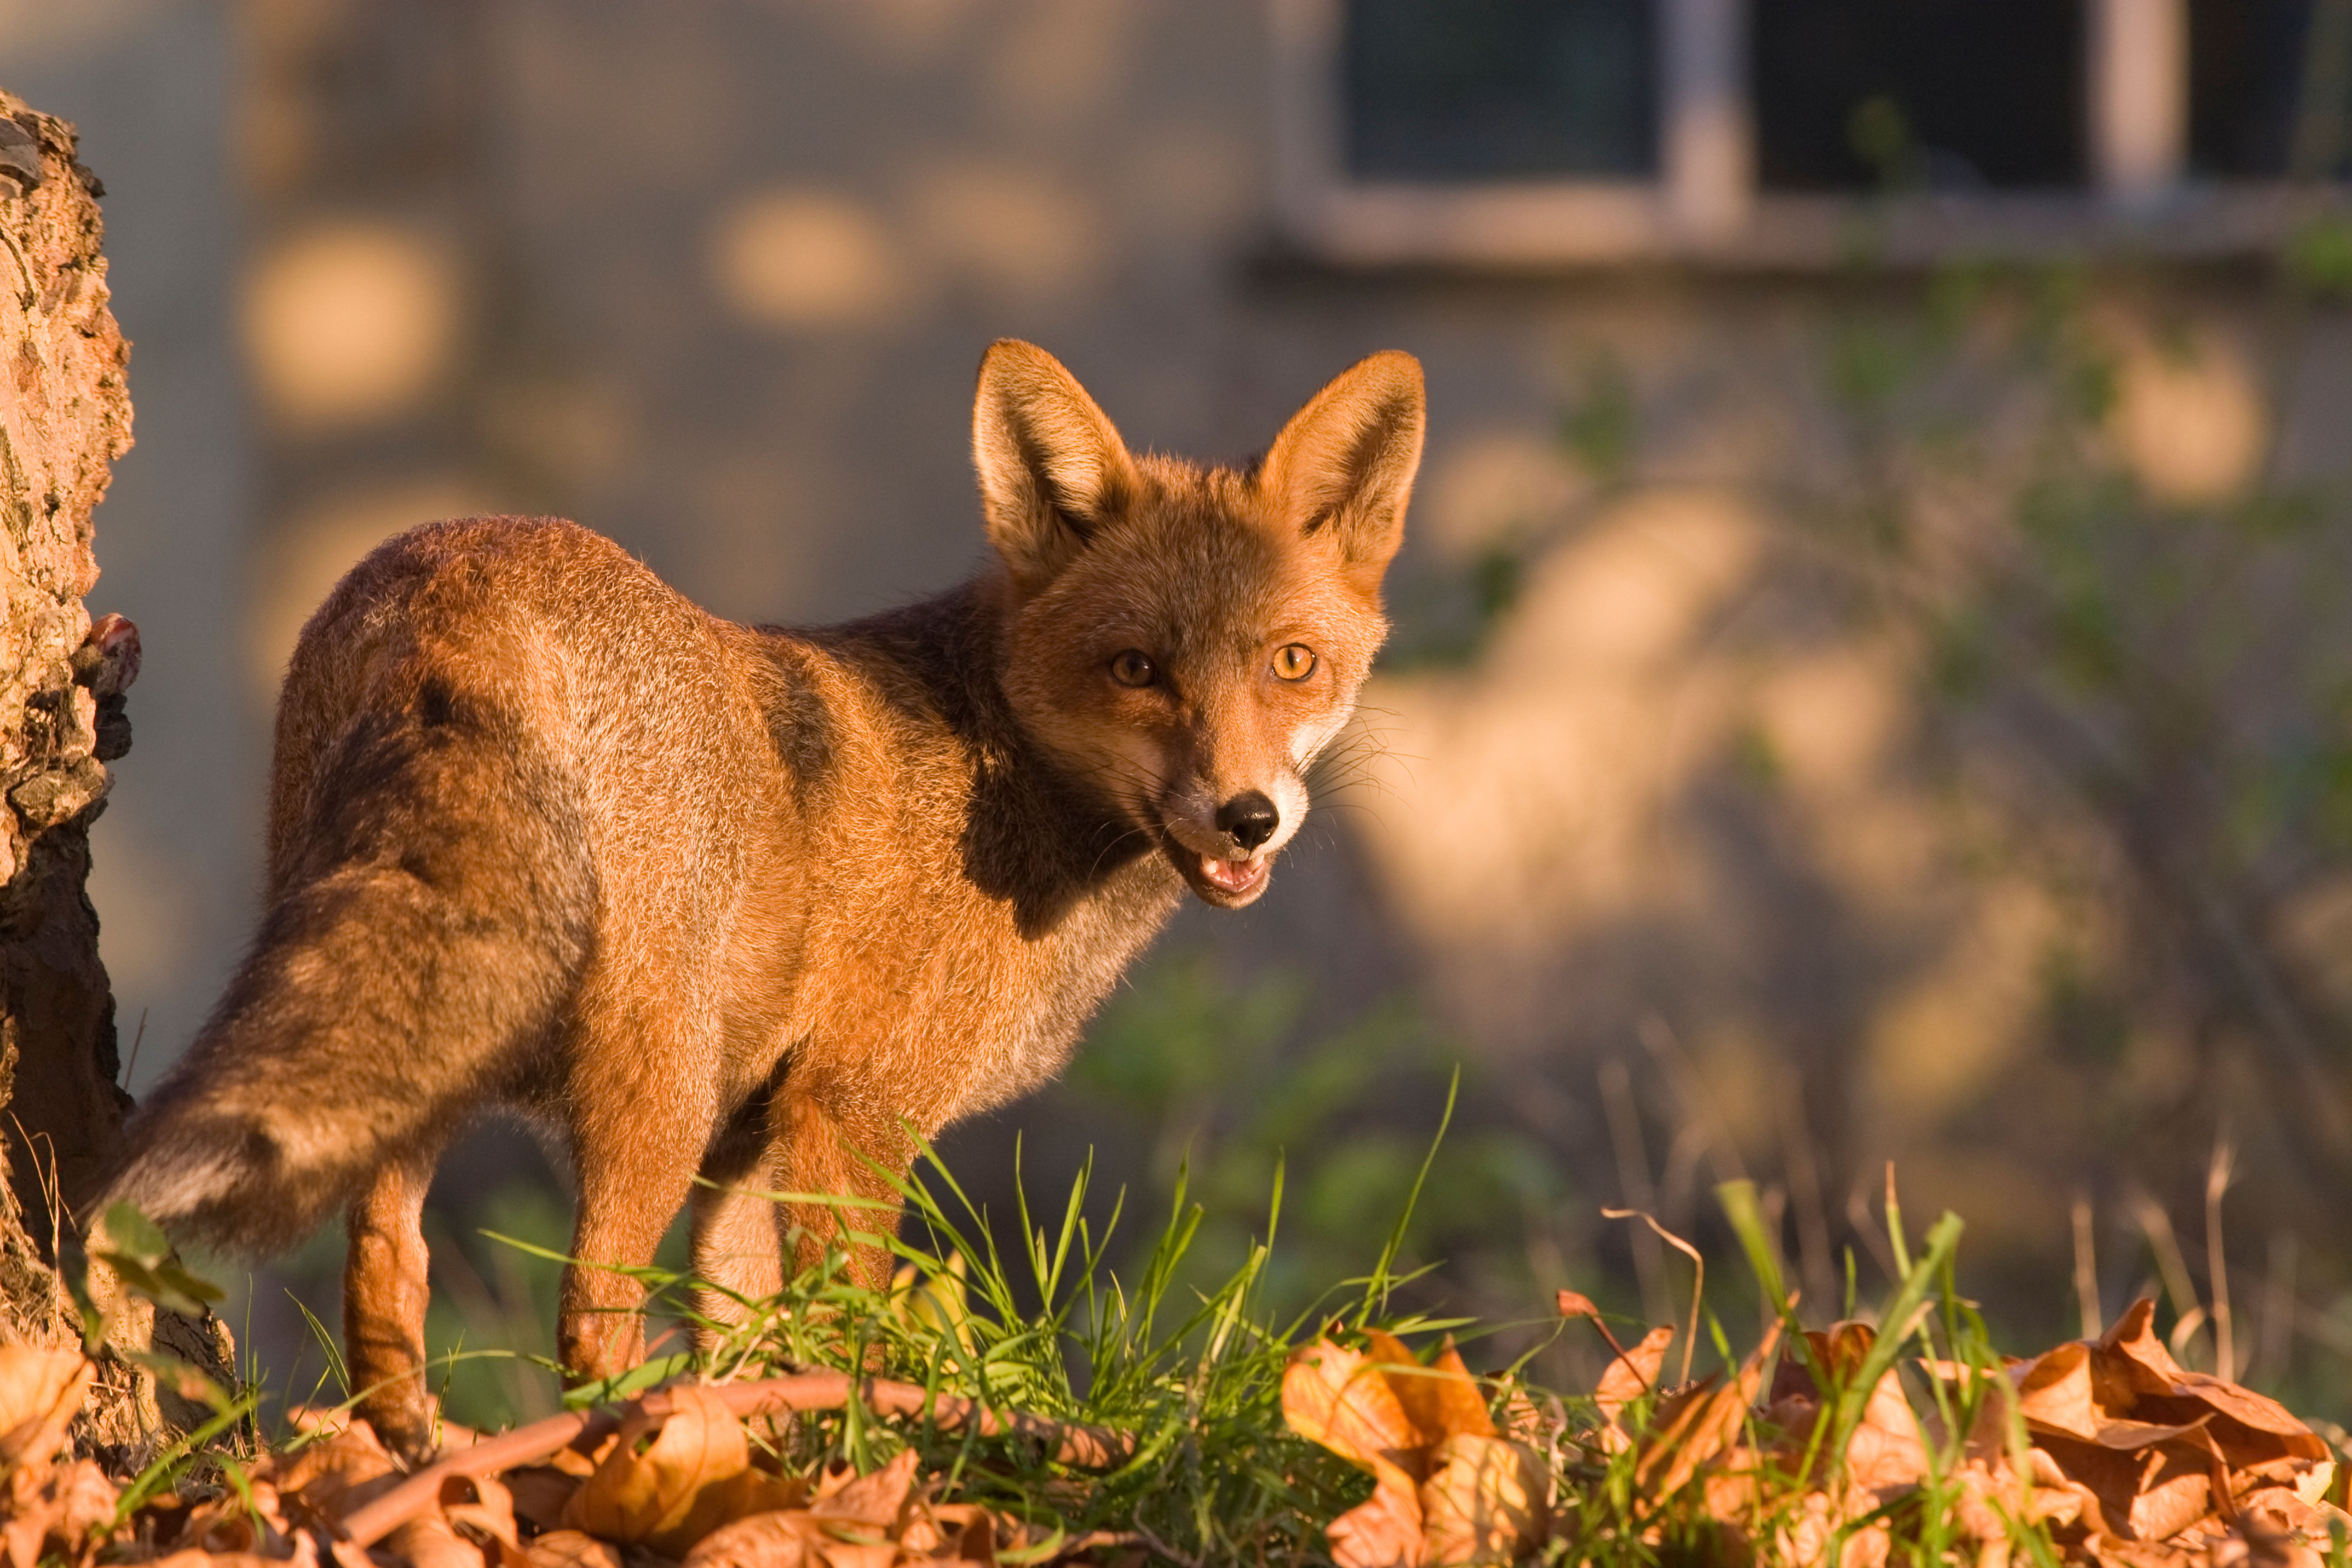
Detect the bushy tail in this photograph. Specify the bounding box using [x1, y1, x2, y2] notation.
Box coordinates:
[102, 690, 592, 1257]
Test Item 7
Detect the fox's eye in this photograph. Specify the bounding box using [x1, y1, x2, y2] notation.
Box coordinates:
[1109, 649, 1157, 687]
[1272, 644, 1317, 682]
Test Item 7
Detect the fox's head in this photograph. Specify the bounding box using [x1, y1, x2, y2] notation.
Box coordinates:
[972, 340, 1423, 909]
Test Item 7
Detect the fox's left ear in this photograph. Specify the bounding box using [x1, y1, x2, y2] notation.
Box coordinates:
[973, 340, 1141, 594]
[1257, 350, 1425, 589]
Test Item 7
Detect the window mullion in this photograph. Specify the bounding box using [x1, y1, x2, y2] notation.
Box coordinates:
[1268, 0, 1344, 246]
[1662, 0, 1754, 241]
[2090, 0, 2187, 205]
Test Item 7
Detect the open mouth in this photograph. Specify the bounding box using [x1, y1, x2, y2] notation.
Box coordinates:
[1161, 836, 1271, 905]
[1200, 854, 1266, 895]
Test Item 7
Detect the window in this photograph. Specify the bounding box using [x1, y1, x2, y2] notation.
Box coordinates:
[1342, 0, 1660, 180]
[1752, 0, 2086, 191]
[2188, 0, 2352, 180]
[1270, 0, 2351, 265]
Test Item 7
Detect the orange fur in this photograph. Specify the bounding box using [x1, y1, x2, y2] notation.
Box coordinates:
[102, 342, 1424, 1453]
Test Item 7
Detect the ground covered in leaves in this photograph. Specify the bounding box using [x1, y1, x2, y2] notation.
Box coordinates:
[3, 1171, 2346, 1568]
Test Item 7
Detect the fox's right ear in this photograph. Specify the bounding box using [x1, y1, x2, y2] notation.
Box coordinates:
[972, 340, 1139, 593]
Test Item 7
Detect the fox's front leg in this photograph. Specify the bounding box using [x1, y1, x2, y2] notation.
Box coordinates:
[345, 1150, 439, 1457]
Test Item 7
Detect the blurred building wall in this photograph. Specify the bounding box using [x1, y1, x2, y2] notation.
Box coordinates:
[0, 0, 257, 1077]
[8, 0, 2352, 1356]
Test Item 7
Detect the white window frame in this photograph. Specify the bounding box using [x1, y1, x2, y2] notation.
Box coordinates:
[1270, 0, 2341, 266]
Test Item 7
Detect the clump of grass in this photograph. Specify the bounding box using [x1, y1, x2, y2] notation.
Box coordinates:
[188, 1099, 2346, 1568]
[307, 1118, 2075, 1568]
[520, 1142, 1430, 1562]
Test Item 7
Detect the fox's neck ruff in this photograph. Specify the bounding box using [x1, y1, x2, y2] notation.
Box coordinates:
[784, 579, 1177, 936]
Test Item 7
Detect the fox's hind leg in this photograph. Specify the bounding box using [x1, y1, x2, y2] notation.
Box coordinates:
[685, 1075, 791, 1342]
[345, 1146, 440, 1457]
[559, 1129, 706, 1385]
[688, 1162, 785, 1344]
[771, 1091, 906, 1293]
[555, 970, 724, 1388]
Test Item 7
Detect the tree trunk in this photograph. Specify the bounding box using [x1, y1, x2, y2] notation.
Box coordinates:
[0, 84, 134, 1297]
[0, 87, 236, 1455]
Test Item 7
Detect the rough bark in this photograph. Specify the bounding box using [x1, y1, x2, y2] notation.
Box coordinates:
[0, 89, 237, 1460]
[0, 87, 134, 1279]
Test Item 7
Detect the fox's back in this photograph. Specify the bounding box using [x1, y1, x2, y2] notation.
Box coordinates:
[270, 516, 781, 921]
[263, 514, 1174, 1128]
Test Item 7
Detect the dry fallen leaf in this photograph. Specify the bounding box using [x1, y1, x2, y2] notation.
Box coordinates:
[148, 1550, 309, 1568]
[564, 1384, 755, 1556]
[2017, 1342, 2104, 1442]
[683, 1508, 824, 1568]
[1327, 1477, 1429, 1568]
[1, 1456, 117, 1568]
[1592, 1324, 1676, 1449]
[1639, 1320, 1782, 1499]
[0, 1348, 89, 1473]
[440, 1472, 525, 1555]
[504, 1466, 586, 1534]
[384, 1507, 495, 1568]
[1845, 1369, 1932, 1494]
[2093, 1304, 2331, 1468]
[178, 1476, 294, 1557]
[1904, 1299, 2352, 1568]
[269, 1420, 405, 1526]
[1763, 1324, 1930, 1495]
[1288, 1333, 1547, 1566]
[1364, 1331, 1497, 1451]
[808, 1447, 920, 1532]
[908, 1500, 1000, 1564]
[1285, 1338, 1425, 1492]
[670, 1449, 975, 1568]
[524, 1529, 624, 1568]
[704, 1467, 816, 1534]
[1418, 1433, 1549, 1565]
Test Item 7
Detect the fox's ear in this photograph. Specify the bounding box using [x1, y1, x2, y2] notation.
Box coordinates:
[972, 340, 1139, 592]
[1257, 350, 1424, 588]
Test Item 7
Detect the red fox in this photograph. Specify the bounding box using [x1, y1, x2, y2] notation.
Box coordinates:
[100, 341, 1423, 1452]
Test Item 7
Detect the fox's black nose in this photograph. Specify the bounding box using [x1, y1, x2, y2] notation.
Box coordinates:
[1216, 791, 1279, 852]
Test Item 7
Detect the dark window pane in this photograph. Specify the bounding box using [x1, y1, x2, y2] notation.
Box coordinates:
[1754, 0, 2087, 191]
[2189, 0, 2352, 179]
[1342, 0, 1659, 180]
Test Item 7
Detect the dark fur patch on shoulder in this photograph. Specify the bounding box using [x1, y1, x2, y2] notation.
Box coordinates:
[749, 645, 835, 786]
[418, 677, 458, 728]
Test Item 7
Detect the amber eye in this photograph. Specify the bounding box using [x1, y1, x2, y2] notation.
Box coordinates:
[1109, 649, 1157, 687]
[1272, 643, 1317, 681]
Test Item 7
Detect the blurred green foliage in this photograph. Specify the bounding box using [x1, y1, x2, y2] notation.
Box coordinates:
[1747, 253, 2352, 1404]
[2289, 217, 2352, 299]
[1365, 244, 2352, 1406]
[419, 1180, 574, 1429]
[1061, 952, 1572, 1322]
[1559, 349, 1636, 480]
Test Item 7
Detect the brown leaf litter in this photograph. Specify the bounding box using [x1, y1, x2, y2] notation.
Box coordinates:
[0, 1349, 1131, 1568]
[5, 1291, 2346, 1568]
[1283, 1301, 2350, 1568]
